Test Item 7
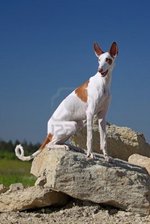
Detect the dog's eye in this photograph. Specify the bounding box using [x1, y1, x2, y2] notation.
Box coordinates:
[106, 58, 112, 65]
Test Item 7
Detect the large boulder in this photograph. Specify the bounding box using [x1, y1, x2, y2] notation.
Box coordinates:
[0, 185, 69, 212]
[128, 154, 150, 174]
[31, 146, 150, 216]
[70, 118, 150, 161]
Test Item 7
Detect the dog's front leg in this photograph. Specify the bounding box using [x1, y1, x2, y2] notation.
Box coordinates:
[98, 116, 112, 162]
[97, 95, 112, 162]
[98, 117, 108, 159]
[86, 112, 94, 159]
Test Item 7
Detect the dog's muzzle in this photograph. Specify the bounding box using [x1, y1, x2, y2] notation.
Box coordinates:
[99, 69, 108, 77]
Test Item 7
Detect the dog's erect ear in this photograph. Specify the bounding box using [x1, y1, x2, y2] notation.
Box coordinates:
[109, 42, 118, 57]
[93, 43, 104, 57]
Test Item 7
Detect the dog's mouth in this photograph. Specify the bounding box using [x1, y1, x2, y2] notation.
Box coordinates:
[99, 69, 108, 77]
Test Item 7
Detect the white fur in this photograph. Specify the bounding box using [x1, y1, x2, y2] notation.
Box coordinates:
[15, 42, 118, 161]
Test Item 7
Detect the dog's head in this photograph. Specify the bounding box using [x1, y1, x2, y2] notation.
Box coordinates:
[94, 42, 118, 77]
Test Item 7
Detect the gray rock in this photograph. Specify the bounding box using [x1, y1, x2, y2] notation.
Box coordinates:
[70, 118, 150, 161]
[9, 183, 24, 192]
[31, 146, 150, 216]
[0, 186, 69, 212]
[128, 154, 150, 174]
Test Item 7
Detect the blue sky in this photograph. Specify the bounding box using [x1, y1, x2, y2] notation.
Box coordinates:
[0, 0, 150, 144]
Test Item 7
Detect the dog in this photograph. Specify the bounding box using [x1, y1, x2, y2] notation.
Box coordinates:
[15, 41, 118, 161]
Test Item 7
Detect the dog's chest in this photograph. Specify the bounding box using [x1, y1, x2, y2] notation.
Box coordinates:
[88, 77, 110, 110]
[95, 86, 110, 113]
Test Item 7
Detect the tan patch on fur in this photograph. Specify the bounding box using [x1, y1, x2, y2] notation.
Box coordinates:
[75, 80, 89, 102]
[40, 133, 53, 149]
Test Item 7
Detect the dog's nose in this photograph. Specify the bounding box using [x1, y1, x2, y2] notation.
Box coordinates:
[99, 68, 103, 73]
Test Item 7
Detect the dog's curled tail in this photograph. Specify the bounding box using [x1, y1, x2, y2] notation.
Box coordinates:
[15, 144, 41, 161]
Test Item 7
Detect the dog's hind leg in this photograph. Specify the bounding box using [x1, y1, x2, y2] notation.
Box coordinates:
[46, 120, 81, 150]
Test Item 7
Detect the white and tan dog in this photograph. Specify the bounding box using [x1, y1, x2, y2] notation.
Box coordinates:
[15, 42, 118, 161]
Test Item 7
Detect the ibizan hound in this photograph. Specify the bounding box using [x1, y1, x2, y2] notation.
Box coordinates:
[15, 42, 118, 162]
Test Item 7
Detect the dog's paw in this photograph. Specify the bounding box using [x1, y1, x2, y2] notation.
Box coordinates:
[47, 144, 69, 151]
[86, 152, 94, 160]
[64, 145, 70, 151]
[104, 155, 112, 163]
[46, 146, 51, 151]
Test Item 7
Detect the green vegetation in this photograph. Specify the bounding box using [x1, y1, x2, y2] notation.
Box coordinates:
[0, 159, 36, 186]
[0, 140, 40, 160]
[0, 140, 39, 186]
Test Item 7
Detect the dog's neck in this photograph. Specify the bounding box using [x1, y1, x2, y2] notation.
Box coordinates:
[105, 69, 112, 84]
[98, 65, 114, 86]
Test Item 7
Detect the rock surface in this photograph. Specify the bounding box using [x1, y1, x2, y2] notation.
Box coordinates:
[128, 154, 150, 174]
[0, 200, 150, 224]
[9, 183, 24, 192]
[31, 146, 150, 215]
[70, 118, 150, 161]
[0, 185, 69, 212]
